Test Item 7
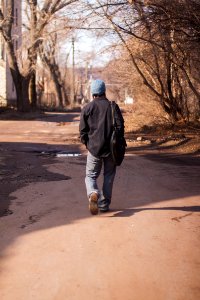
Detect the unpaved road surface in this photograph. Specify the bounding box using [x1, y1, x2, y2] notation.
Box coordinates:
[0, 112, 200, 300]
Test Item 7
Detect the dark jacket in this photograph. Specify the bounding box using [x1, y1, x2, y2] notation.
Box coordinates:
[79, 97, 124, 158]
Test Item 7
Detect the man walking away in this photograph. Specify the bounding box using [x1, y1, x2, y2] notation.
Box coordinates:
[79, 79, 125, 215]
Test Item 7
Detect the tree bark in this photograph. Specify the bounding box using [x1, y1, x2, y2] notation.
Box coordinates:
[28, 0, 38, 109]
[29, 72, 37, 109]
[5, 40, 31, 111]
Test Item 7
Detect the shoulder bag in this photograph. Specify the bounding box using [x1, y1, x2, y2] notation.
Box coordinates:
[110, 101, 126, 166]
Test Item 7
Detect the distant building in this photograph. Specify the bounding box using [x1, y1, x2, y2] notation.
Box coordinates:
[0, 0, 22, 106]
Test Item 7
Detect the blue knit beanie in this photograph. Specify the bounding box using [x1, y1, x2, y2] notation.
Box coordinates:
[91, 79, 106, 95]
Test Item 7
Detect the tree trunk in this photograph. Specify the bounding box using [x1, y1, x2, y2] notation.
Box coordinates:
[29, 0, 38, 110]
[62, 85, 69, 106]
[29, 73, 37, 109]
[40, 51, 66, 108]
[5, 40, 31, 111]
[52, 73, 64, 108]
[14, 76, 31, 112]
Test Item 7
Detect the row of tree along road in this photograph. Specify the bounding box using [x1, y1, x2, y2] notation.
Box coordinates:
[0, 0, 199, 124]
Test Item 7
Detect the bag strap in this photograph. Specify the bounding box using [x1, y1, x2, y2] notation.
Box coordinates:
[110, 101, 116, 128]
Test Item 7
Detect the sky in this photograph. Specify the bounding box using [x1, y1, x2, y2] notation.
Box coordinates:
[60, 30, 114, 69]
[21, 0, 117, 69]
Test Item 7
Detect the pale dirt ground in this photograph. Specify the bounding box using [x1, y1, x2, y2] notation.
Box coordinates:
[0, 110, 200, 300]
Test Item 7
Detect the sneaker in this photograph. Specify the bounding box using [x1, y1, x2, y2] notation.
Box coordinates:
[89, 192, 99, 215]
[99, 206, 110, 213]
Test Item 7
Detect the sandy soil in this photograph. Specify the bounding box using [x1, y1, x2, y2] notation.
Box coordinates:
[0, 110, 200, 300]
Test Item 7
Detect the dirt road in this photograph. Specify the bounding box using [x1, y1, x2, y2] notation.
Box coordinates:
[0, 112, 200, 300]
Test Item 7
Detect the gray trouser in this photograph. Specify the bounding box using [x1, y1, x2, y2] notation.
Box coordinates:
[85, 152, 116, 208]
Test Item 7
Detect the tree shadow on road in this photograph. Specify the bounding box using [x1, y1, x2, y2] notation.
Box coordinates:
[127, 137, 192, 153]
[136, 152, 200, 166]
[0, 141, 78, 218]
[0, 111, 80, 123]
[0, 139, 200, 256]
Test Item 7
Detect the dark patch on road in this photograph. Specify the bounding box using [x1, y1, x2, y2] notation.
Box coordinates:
[1, 209, 13, 216]
[143, 153, 200, 166]
[0, 150, 71, 217]
[171, 212, 194, 222]
[20, 207, 58, 229]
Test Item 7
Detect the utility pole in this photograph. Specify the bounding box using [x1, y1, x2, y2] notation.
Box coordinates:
[71, 37, 75, 106]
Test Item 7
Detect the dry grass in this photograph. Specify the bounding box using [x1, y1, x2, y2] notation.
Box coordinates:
[122, 102, 200, 156]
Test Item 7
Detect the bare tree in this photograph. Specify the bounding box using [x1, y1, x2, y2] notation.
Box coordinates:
[0, 0, 29, 111]
[39, 32, 70, 108]
[0, 0, 78, 111]
[84, 0, 200, 122]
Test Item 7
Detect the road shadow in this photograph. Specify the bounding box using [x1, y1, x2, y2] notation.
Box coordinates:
[36, 112, 80, 123]
[0, 141, 81, 217]
[126, 137, 192, 152]
[110, 206, 200, 218]
[0, 111, 80, 123]
[138, 152, 200, 166]
[0, 140, 200, 256]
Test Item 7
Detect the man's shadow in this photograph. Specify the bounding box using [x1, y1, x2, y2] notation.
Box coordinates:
[109, 206, 200, 217]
